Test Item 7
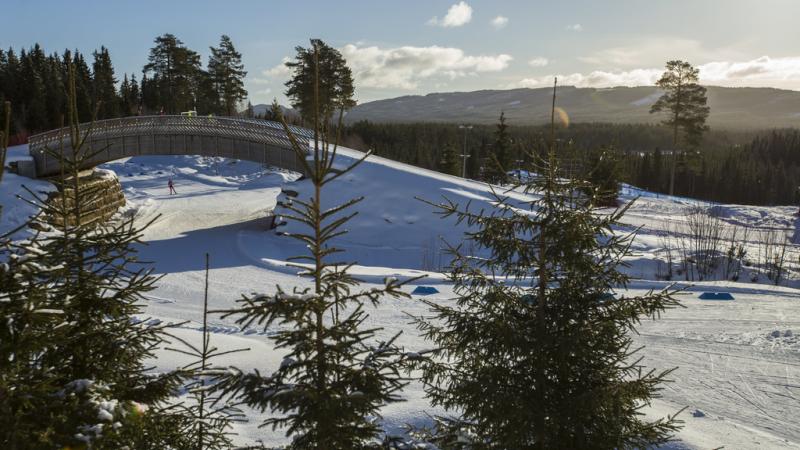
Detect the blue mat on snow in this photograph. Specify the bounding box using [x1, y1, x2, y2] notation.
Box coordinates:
[412, 286, 439, 295]
[699, 292, 734, 300]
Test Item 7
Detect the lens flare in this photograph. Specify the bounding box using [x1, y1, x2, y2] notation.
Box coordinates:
[554, 107, 570, 128]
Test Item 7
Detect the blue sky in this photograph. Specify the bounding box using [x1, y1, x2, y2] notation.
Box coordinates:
[4, 0, 800, 105]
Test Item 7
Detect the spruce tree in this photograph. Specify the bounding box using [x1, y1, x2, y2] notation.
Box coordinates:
[266, 97, 283, 121]
[583, 146, 622, 207]
[485, 111, 511, 184]
[208, 35, 248, 116]
[164, 254, 245, 450]
[212, 42, 413, 449]
[412, 80, 683, 450]
[0, 65, 191, 448]
[91, 46, 120, 119]
[18, 48, 47, 132]
[438, 143, 461, 177]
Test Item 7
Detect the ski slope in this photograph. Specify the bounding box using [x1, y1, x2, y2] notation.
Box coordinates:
[3, 143, 800, 449]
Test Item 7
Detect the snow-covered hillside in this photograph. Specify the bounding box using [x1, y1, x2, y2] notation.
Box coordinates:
[2, 143, 800, 449]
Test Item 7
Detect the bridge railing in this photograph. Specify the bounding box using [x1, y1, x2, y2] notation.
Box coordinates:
[27, 115, 316, 177]
[28, 115, 314, 151]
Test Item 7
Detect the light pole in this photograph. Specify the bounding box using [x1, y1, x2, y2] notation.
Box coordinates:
[458, 124, 472, 178]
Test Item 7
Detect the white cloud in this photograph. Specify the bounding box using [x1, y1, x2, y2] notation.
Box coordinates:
[341, 44, 512, 89]
[428, 1, 473, 28]
[491, 15, 508, 29]
[578, 38, 744, 68]
[565, 23, 583, 32]
[698, 56, 800, 88]
[528, 57, 549, 67]
[262, 57, 292, 77]
[516, 68, 661, 89]
[513, 56, 800, 90]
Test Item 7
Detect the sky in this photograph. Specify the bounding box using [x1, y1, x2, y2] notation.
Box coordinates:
[4, 0, 800, 105]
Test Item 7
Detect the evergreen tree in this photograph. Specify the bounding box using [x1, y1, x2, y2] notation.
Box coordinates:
[485, 111, 511, 183]
[583, 146, 622, 207]
[438, 143, 461, 176]
[412, 81, 683, 450]
[0, 65, 189, 448]
[18, 48, 47, 132]
[650, 60, 710, 195]
[61, 50, 94, 123]
[120, 73, 132, 115]
[0, 217, 72, 448]
[285, 39, 356, 125]
[141, 72, 160, 113]
[208, 35, 248, 116]
[0, 101, 8, 184]
[144, 34, 202, 113]
[91, 46, 120, 119]
[213, 44, 413, 449]
[265, 97, 283, 121]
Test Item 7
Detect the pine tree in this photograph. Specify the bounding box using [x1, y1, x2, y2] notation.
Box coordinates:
[208, 35, 248, 116]
[412, 80, 683, 450]
[650, 60, 710, 196]
[285, 39, 356, 126]
[212, 43, 413, 449]
[144, 34, 202, 114]
[91, 46, 120, 119]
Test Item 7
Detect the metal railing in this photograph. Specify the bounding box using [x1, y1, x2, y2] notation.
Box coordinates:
[27, 115, 315, 177]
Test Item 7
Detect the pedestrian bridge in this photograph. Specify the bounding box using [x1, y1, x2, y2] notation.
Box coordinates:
[26, 115, 314, 178]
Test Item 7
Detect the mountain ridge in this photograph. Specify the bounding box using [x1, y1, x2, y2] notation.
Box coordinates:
[337, 85, 800, 129]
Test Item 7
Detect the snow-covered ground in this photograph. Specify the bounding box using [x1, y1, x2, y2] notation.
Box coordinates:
[3, 143, 800, 449]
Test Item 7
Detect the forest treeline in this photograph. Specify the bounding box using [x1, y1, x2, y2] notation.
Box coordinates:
[0, 35, 248, 142]
[344, 120, 800, 206]
[2, 40, 799, 206]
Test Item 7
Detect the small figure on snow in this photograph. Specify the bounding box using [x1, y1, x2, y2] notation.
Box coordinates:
[168, 178, 177, 195]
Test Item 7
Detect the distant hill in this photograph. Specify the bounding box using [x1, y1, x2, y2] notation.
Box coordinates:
[344, 85, 800, 129]
[251, 103, 297, 118]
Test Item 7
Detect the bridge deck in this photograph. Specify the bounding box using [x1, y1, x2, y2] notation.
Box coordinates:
[27, 116, 314, 177]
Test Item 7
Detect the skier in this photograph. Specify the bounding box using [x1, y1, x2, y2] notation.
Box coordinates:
[168, 178, 177, 195]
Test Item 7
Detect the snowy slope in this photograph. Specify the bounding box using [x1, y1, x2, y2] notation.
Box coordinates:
[2, 143, 800, 449]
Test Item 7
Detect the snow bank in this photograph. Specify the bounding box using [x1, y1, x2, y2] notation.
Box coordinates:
[0, 145, 55, 237]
